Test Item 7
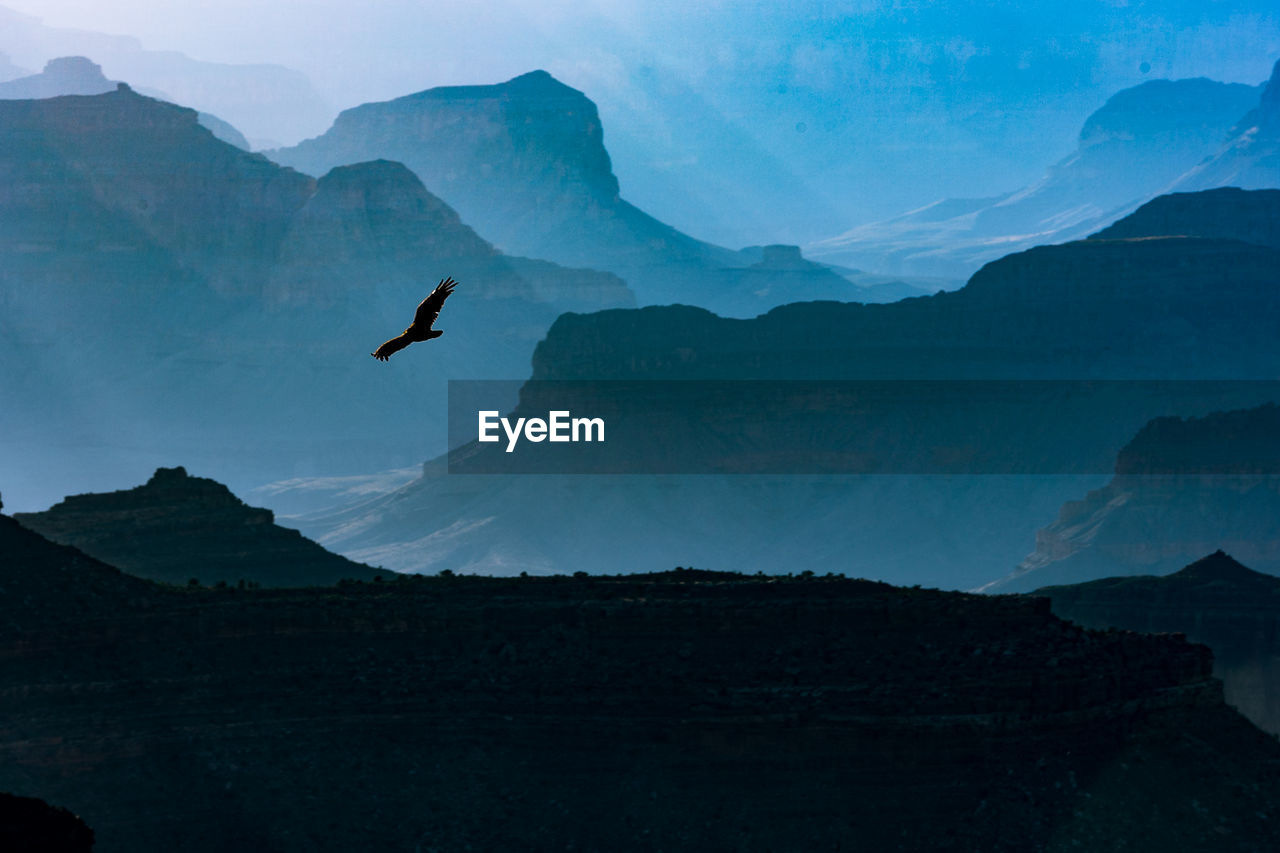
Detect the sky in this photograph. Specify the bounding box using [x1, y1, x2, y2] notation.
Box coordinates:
[2, 0, 1278, 246]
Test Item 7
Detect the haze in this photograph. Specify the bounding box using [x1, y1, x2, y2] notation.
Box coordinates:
[2, 0, 1278, 247]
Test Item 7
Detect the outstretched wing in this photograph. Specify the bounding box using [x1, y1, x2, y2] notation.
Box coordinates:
[371, 332, 413, 361]
[411, 276, 458, 330]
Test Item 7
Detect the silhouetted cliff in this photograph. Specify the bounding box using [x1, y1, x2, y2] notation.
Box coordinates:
[0, 509, 156, 630]
[531, 203, 1280, 381]
[14, 467, 390, 587]
[1038, 551, 1280, 735]
[4, 547, 1280, 851]
[1092, 187, 1280, 250]
[0, 793, 94, 853]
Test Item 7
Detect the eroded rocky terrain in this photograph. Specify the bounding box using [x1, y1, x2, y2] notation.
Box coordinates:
[4, 512, 1280, 851]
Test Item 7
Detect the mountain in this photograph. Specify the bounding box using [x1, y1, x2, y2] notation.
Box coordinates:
[0, 54, 115, 98]
[0, 55, 252, 148]
[1091, 187, 1280, 249]
[0, 495, 157, 629]
[272, 71, 725, 267]
[1036, 551, 1280, 735]
[5, 551, 1280, 851]
[14, 467, 392, 587]
[1172, 58, 1280, 194]
[0, 793, 94, 853]
[983, 405, 1280, 594]
[0, 49, 25, 81]
[808, 73, 1267, 278]
[0, 86, 632, 511]
[296, 189, 1280, 584]
[525, 203, 1280, 383]
[0, 5, 332, 144]
[270, 71, 877, 316]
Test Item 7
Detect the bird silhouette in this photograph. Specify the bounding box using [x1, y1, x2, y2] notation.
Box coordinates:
[371, 277, 458, 361]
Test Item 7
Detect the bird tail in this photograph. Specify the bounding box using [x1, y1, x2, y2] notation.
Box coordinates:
[428, 329, 444, 339]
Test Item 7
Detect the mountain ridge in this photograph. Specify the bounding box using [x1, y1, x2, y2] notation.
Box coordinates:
[985, 404, 1280, 594]
[808, 70, 1270, 278]
[14, 466, 393, 587]
[1036, 550, 1280, 733]
[298, 189, 1280, 582]
[270, 70, 882, 315]
[0, 86, 632, 511]
[6, 542, 1280, 851]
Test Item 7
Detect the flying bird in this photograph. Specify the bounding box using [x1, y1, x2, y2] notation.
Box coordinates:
[371, 277, 458, 361]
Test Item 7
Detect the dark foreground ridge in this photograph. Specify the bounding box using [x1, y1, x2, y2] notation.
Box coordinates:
[4, 522, 1280, 852]
[0, 792, 94, 852]
[1038, 550, 1280, 735]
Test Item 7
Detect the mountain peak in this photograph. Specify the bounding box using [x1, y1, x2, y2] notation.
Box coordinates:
[511, 69, 554, 83]
[505, 69, 574, 92]
[281, 157, 495, 262]
[0, 54, 114, 99]
[14, 469, 386, 587]
[44, 55, 106, 78]
[1172, 550, 1274, 585]
[1262, 57, 1280, 112]
[146, 465, 192, 485]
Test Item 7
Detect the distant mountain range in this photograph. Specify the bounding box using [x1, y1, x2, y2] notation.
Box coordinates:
[0, 48, 24, 80]
[984, 404, 1280, 594]
[0, 5, 331, 145]
[293, 188, 1280, 585]
[0, 85, 632, 510]
[15, 466, 391, 587]
[269, 70, 934, 315]
[809, 61, 1279, 278]
[1037, 550, 1280, 735]
[1174, 59, 1280, 194]
[0, 55, 250, 148]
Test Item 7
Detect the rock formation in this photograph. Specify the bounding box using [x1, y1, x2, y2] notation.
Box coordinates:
[298, 189, 1280, 580]
[810, 72, 1267, 278]
[1037, 550, 1280, 735]
[14, 467, 392, 587]
[1172, 58, 1280, 194]
[0, 86, 632, 510]
[270, 70, 868, 315]
[0, 793, 94, 853]
[0, 7, 332, 144]
[0, 55, 251, 149]
[987, 405, 1280, 593]
[3, 546, 1280, 851]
